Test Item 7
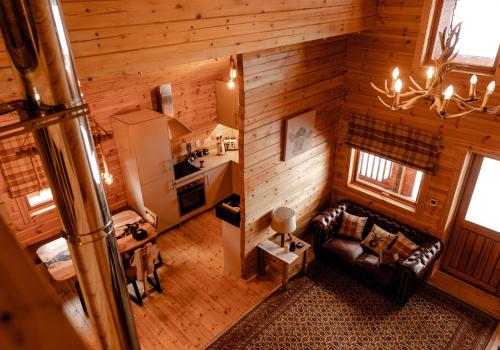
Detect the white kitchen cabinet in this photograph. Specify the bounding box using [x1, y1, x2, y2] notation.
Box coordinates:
[205, 163, 233, 208]
[111, 109, 180, 232]
[230, 161, 240, 195]
[216, 80, 239, 129]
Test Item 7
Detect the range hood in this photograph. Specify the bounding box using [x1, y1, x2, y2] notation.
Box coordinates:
[159, 83, 192, 139]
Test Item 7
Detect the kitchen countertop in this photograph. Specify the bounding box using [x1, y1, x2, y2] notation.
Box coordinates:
[174, 151, 239, 184]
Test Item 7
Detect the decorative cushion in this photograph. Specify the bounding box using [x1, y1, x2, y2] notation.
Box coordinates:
[391, 232, 418, 259]
[360, 225, 397, 256]
[337, 212, 368, 240]
[323, 238, 364, 265]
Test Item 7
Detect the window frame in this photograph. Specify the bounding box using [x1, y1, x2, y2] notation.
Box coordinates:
[25, 188, 56, 217]
[414, 0, 500, 76]
[348, 150, 426, 211]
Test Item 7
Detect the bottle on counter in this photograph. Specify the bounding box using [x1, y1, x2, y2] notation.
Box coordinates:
[217, 136, 226, 156]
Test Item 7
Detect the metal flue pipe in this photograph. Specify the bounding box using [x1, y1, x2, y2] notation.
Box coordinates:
[0, 1, 140, 349]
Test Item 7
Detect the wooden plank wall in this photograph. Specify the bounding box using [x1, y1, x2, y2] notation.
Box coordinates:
[1, 58, 231, 246]
[332, 0, 500, 240]
[0, 0, 377, 98]
[239, 37, 347, 276]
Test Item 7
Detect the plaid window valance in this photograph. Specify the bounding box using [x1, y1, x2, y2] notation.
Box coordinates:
[0, 132, 49, 198]
[0, 115, 105, 198]
[345, 114, 440, 174]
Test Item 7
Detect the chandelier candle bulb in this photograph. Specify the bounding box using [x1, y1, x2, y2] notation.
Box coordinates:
[391, 67, 400, 92]
[425, 67, 434, 89]
[469, 75, 477, 100]
[481, 81, 496, 109]
[393, 79, 402, 109]
[440, 85, 454, 115]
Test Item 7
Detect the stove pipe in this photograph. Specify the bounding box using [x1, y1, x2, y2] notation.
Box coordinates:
[0, 1, 140, 349]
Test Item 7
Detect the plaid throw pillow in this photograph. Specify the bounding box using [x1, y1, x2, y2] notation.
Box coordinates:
[361, 225, 397, 256]
[337, 212, 368, 240]
[391, 232, 418, 259]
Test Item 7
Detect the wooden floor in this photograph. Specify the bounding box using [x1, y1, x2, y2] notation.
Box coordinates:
[48, 210, 281, 349]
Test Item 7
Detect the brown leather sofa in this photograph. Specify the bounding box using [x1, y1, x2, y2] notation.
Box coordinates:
[312, 200, 442, 305]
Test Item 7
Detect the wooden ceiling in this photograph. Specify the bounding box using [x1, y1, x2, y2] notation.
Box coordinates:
[0, 0, 377, 98]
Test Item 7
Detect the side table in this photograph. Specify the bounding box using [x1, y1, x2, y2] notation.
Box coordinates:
[257, 235, 311, 290]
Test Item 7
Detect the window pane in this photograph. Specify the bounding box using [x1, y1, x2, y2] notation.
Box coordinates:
[465, 157, 500, 232]
[27, 188, 53, 207]
[450, 0, 500, 66]
[354, 151, 423, 203]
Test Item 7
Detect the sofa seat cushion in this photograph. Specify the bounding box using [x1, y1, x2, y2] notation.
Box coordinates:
[323, 237, 364, 264]
[356, 253, 396, 286]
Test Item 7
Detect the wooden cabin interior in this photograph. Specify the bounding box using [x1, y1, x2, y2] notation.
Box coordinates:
[1, 0, 499, 349]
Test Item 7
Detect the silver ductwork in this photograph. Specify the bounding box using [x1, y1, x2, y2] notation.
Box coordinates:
[0, 1, 140, 349]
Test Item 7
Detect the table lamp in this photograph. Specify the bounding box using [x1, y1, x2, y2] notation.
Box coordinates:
[271, 207, 296, 248]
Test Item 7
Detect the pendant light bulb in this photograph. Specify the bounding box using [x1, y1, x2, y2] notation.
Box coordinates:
[227, 79, 236, 90]
[103, 171, 113, 185]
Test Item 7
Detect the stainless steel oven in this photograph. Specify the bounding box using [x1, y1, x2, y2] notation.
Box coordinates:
[177, 177, 206, 216]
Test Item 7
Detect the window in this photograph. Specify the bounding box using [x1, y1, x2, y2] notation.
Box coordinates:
[464, 157, 500, 232]
[351, 151, 424, 204]
[425, 0, 500, 72]
[26, 188, 55, 216]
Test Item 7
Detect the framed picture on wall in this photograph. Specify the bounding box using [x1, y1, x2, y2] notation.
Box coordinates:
[283, 110, 316, 161]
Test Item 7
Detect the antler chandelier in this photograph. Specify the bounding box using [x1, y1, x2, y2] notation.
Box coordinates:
[371, 23, 499, 119]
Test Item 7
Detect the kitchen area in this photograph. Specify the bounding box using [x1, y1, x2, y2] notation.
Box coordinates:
[107, 56, 243, 275]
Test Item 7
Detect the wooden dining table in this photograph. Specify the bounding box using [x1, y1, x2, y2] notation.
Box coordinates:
[36, 210, 158, 282]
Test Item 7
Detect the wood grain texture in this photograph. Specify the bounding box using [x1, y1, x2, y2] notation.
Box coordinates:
[239, 37, 345, 277]
[0, 0, 377, 97]
[331, 0, 500, 238]
[48, 210, 281, 349]
[0, 204, 86, 350]
[331, 0, 500, 313]
[0, 58, 234, 246]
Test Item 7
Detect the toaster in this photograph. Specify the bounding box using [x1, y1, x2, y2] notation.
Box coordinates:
[224, 138, 238, 151]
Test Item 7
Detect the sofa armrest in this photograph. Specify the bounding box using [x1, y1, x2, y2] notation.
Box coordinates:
[311, 207, 343, 256]
[398, 240, 443, 279]
[395, 240, 442, 304]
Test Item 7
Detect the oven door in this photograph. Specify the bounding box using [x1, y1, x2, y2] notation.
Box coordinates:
[177, 180, 206, 216]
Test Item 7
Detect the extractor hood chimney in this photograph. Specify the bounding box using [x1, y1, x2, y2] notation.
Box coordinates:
[158, 83, 192, 139]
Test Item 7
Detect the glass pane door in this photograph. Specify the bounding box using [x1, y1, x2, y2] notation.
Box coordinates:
[464, 157, 500, 232]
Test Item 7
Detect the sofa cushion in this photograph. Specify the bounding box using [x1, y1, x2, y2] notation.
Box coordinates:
[356, 253, 396, 286]
[323, 238, 364, 264]
[391, 232, 418, 259]
[337, 212, 368, 240]
[360, 224, 397, 256]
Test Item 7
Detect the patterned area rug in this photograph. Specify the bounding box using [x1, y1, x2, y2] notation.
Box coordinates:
[208, 263, 497, 350]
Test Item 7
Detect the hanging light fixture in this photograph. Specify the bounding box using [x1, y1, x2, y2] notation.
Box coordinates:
[371, 23, 499, 119]
[228, 56, 237, 89]
[100, 143, 114, 185]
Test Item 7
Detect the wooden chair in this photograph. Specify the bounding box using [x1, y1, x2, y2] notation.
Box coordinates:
[125, 243, 162, 306]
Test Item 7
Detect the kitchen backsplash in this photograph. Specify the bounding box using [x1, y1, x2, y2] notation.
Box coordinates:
[171, 124, 238, 163]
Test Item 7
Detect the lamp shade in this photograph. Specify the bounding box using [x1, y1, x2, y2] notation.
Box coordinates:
[270, 207, 296, 234]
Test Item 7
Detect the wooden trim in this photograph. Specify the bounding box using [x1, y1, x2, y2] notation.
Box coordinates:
[413, 0, 499, 75]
